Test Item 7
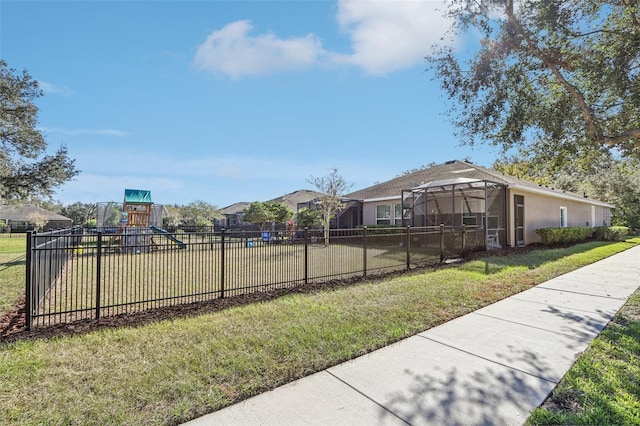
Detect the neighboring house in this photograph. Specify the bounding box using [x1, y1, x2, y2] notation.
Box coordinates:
[0, 205, 73, 232]
[339, 160, 613, 247]
[218, 190, 325, 230]
[218, 202, 252, 229]
[269, 189, 324, 213]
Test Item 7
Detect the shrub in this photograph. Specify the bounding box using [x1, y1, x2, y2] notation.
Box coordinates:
[592, 226, 630, 241]
[535, 227, 594, 246]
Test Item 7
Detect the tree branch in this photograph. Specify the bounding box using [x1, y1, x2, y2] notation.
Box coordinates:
[505, 0, 603, 144]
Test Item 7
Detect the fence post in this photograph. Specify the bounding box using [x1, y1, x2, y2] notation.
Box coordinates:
[439, 224, 445, 263]
[96, 232, 102, 320]
[462, 224, 466, 254]
[362, 226, 368, 277]
[304, 227, 309, 285]
[406, 226, 411, 270]
[25, 231, 33, 331]
[220, 228, 226, 299]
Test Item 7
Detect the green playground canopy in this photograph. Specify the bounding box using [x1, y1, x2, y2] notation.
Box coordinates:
[124, 189, 152, 204]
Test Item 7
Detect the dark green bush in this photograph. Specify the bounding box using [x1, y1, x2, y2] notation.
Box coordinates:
[535, 227, 594, 246]
[592, 226, 630, 241]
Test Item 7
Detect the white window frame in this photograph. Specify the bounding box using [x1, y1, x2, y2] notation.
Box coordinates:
[376, 204, 391, 225]
[560, 206, 568, 228]
[393, 203, 405, 225]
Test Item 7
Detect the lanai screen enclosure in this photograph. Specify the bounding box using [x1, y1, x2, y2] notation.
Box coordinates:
[401, 178, 507, 249]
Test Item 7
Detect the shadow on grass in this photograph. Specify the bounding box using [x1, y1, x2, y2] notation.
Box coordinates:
[0, 256, 25, 272]
[529, 292, 640, 425]
[458, 240, 627, 275]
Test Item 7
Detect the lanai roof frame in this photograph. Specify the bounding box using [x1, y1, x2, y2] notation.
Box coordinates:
[401, 178, 508, 249]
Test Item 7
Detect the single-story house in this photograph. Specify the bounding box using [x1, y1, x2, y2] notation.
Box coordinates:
[269, 189, 324, 213]
[218, 202, 252, 229]
[0, 205, 73, 232]
[218, 190, 325, 230]
[338, 160, 613, 247]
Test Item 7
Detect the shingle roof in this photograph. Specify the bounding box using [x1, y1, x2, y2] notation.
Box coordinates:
[223, 190, 324, 215]
[221, 202, 251, 215]
[345, 160, 612, 207]
[0, 205, 73, 222]
[345, 160, 504, 200]
[267, 189, 324, 211]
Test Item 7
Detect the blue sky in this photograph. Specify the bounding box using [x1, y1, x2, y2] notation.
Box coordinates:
[1, 0, 504, 208]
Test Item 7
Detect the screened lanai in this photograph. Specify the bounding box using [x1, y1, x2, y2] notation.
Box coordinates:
[401, 178, 507, 249]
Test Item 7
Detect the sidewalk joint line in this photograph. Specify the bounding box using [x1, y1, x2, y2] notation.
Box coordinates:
[534, 286, 629, 300]
[511, 293, 624, 313]
[471, 311, 596, 341]
[418, 334, 560, 385]
[325, 370, 412, 425]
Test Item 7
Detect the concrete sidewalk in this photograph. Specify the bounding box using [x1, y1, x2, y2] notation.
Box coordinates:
[185, 245, 640, 426]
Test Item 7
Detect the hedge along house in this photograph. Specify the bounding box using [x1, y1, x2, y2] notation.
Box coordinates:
[339, 160, 613, 247]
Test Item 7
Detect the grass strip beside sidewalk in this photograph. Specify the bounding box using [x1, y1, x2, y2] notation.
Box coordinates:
[528, 283, 640, 425]
[1, 238, 638, 425]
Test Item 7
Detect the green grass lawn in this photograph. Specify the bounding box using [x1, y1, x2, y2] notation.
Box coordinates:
[0, 234, 26, 314]
[527, 278, 640, 425]
[0, 234, 26, 254]
[30, 238, 435, 326]
[0, 238, 638, 425]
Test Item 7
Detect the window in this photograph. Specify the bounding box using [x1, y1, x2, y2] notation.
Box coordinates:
[560, 206, 568, 228]
[376, 205, 391, 225]
[462, 214, 477, 226]
[393, 203, 411, 225]
[487, 215, 499, 229]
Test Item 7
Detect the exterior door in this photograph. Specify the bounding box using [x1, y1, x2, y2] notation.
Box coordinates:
[514, 195, 525, 246]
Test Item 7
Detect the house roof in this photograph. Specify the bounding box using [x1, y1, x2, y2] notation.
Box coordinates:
[345, 160, 613, 208]
[267, 189, 324, 211]
[221, 202, 251, 215]
[223, 190, 325, 215]
[0, 205, 73, 223]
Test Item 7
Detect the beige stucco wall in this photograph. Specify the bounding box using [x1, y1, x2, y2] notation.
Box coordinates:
[507, 189, 611, 246]
[362, 202, 377, 225]
[361, 190, 611, 247]
[362, 199, 402, 226]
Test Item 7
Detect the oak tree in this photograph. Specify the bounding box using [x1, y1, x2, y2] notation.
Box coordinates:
[1, 60, 78, 201]
[428, 0, 640, 166]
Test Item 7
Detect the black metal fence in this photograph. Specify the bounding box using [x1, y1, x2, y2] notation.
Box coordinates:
[25, 225, 487, 329]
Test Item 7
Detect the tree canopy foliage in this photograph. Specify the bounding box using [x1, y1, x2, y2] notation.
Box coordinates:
[295, 208, 322, 229]
[176, 200, 221, 230]
[1, 60, 78, 201]
[429, 0, 640, 166]
[242, 201, 293, 230]
[60, 202, 96, 226]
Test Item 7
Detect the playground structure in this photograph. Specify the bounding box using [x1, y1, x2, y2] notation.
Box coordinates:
[96, 189, 186, 252]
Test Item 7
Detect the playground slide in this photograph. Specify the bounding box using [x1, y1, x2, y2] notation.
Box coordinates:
[150, 226, 187, 249]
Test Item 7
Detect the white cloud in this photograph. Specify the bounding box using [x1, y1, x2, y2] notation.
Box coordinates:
[335, 0, 451, 75]
[193, 1, 452, 78]
[192, 20, 326, 78]
[38, 81, 74, 96]
[39, 127, 130, 138]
